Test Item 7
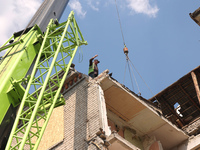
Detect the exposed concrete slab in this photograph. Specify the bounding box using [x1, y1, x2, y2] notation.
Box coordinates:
[105, 85, 146, 121]
[172, 134, 200, 150]
[107, 133, 141, 150]
[98, 71, 188, 150]
[127, 108, 166, 134]
[148, 123, 188, 150]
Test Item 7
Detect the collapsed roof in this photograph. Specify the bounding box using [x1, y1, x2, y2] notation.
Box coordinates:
[149, 66, 200, 135]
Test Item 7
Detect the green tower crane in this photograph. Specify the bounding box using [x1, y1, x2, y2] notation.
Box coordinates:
[0, 0, 87, 149]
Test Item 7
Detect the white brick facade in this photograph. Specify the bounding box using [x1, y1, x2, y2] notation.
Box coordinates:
[52, 76, 106, 150]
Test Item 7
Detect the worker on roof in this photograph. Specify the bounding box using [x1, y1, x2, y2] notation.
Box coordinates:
[88, 54, 100, 78]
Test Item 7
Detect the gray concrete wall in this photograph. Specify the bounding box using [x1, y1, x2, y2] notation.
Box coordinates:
[171, 134, 200, 150]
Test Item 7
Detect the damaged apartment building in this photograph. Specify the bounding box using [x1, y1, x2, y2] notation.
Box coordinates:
[33, 7, 200, 150]
[34, 64, 200, 150]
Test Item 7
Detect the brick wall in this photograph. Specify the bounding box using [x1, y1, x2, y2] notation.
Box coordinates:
[52, 77, 104, 150]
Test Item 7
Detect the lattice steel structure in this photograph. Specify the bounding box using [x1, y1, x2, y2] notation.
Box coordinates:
[6, 11, 87, 150]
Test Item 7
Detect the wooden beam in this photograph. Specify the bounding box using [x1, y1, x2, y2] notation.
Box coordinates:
[191, 71, 200, 105]
[160, 96, 185, 126]
[179, 84, 200, 111]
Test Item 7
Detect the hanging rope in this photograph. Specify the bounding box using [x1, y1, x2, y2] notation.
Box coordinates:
[128, 58, 141, 96]
[127, 60, 135, 92]
[128, 58, 158, 100]
[123, 55, 141, 95]
[114, 0, 158, 101]
[115, 0, 126, 46]
[123, 59, 128, 84]
[115, 0, 137, 93]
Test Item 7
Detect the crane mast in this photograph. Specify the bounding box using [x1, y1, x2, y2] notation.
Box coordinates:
[28, 0, 69, 33]
[0, 0, 87, 149]
[6, 11, 87, 150]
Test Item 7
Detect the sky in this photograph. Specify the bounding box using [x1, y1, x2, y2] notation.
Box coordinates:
[0, 0, 200, 99]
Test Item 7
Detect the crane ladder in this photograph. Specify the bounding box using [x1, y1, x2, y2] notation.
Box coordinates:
[6, 11, 87, 150]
